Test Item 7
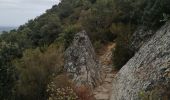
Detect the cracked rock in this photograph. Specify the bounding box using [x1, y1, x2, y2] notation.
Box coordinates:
[64, 31, 103, 89]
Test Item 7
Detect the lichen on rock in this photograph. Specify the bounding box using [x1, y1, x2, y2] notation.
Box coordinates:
[110, 22, 170, 100]
[64, 30, 103, 89]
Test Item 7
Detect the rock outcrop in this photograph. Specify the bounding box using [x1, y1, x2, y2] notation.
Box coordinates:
[64, 31, 102, 89]
[110, 22, 170, 100]
[130, 26, 154, 52]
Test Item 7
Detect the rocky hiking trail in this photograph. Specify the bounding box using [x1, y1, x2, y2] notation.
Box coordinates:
[93, 43, 117, 100]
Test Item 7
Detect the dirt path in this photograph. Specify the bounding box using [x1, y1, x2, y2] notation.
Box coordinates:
[93, 43, 117, 100]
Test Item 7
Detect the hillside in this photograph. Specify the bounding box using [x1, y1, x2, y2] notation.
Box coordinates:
[0, 0, 170, 100]
[0, 26, 17, 33]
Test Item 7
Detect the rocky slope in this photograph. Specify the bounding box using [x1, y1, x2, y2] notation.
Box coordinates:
[130, 26, 154, 52]
[64, 22, 170, 100]
[110, 22, 170, 100]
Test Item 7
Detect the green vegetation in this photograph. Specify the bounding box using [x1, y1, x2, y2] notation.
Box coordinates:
[14, 44, 64, 100]
[47, 74, 78, 100]
[0, 0, 170, 99]
[111, 0, 170, 69]
[139, 85, 170, 100]
[0, 42, 21, 100]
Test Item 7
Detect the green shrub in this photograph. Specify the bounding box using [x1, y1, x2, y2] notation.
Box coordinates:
[160, 13, 170, 22]
[93, 40, 102, 51]
[58, 24, 81, 49]
[0, 42, 22, 100]
[112, 23, 135, 70]
[141, 0, 170, 28]
[139, 86, 170, 100]
[14, 44, 64, 100]
[112, 41, 134, 70]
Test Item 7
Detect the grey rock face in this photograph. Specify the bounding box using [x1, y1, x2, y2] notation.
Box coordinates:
[110, 22, 170, 100]
[64, 31, 102, 89]
[130, 26, 154, 52]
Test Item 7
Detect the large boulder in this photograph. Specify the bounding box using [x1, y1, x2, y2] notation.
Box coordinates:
[130, 26, 154, 52]
[110, 22, 170, 100]
[64, 31, 102, 89]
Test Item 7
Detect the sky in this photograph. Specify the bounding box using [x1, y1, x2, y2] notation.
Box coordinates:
[0, 0, 60, 27]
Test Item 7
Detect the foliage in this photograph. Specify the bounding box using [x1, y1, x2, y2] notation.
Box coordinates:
[81, 0, 116, 43]
[0, 0, 170, 99]
[141, 0, 170, 28]
[93, 40, 102, 51]
[48, 87, 78, 100]
[0, 13, 61, 49]
[47, 74, 94, 100]
[112, 40, 134, 70]
[160, 13, 170, 22]
[112, 23, 135, 69]
[47, 74, 78, 100]
[111, 0, 170, 69]
[0, 41, 22, 100]
[139, 86, 170, 100]
[58, 24, 82, 49]
[14, 44, 64, 100]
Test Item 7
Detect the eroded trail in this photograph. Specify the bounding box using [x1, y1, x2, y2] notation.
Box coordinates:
[93, 43, 117, 100]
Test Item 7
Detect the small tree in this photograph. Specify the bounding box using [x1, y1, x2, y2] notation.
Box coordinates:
[14, 44, 64, 100]
[0, 42, 21, 100]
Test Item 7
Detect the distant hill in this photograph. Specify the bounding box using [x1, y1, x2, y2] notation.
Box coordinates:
[0, 26, 17, 33]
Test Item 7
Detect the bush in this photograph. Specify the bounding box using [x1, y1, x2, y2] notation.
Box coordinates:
[48, 87, 78, 100]
[112, 40, 134, 70]
[47, 74, 95, 100]
[141, 0, 170, 28]
[112, 23, 135, 70]
[14, 44, 64, 100]
[93, 40, 102, 51]
[47, 74, 78, 100]
[0, 42, 22, 100]
[81, 0, 117, 43]
[58, 24, 81, 49]
[139, 85, 170, 100]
